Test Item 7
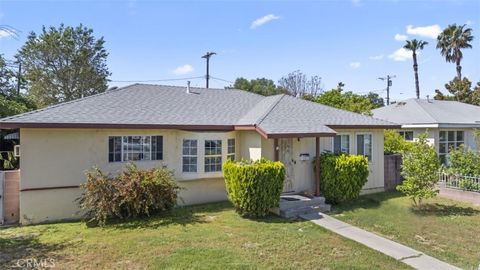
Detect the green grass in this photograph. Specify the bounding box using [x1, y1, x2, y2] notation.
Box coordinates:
[332, 192, 480, 269]
[0, 202, 410, 269]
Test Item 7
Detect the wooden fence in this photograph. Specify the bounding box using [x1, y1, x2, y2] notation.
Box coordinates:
[384, 154, 402, 192]
[1, 170, 20, 224]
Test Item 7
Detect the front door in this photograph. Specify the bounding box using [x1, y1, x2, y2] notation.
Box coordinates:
[279, 138, 295, 193]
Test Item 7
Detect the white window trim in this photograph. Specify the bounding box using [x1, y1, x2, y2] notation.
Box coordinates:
[399, 130, 414, 141]
[108, 135, 163, 163]
[438, 130, 465, 164]
[204, 139, 223, 173]
[356, 132, 373, 163]
[182, 139, 198, 173]
[227, 138, 236, 161]
[332, 133, 351, 154]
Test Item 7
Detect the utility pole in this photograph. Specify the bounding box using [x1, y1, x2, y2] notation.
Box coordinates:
[378, 75, 396, 105]
[201, 52, 216, 88]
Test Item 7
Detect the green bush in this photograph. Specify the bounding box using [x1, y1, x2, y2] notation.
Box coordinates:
[459, 179, 480, 191]
[223, 158, 285, 217]
[397, 133, 440, 206]
[79, 163, 181, 225]
[317, 153, 369, 204]
[384, 129, 412, 154]
[448, 145, 480, 176]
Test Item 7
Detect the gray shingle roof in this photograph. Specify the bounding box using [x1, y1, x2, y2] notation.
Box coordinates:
[0, 84, 398, 136]
[372, 98, 480, 127]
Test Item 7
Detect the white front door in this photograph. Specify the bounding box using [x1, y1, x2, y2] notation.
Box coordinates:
[279, 138, 295, 193]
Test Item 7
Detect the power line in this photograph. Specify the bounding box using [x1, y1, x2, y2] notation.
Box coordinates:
[109, 76, 204, 83]
[210, 76, 234, 84]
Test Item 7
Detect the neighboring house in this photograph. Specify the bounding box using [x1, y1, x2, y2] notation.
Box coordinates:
[372, 98, 480, 164]
[0, 84, 397, 224]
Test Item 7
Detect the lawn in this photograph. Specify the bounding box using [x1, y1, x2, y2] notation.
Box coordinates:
[0, 202, 410, 269]
[332, 192, 480, 269]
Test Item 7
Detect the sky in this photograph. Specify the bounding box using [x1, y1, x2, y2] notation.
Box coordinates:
[0, 0, 479, 103]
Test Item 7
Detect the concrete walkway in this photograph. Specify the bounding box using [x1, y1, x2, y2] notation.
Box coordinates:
[301, 212, 460, 270]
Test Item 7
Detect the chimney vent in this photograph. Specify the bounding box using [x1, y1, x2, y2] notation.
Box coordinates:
[186, 81, 191, 94]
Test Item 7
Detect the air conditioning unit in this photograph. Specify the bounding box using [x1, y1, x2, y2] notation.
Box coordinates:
[14, 145, 20, 157]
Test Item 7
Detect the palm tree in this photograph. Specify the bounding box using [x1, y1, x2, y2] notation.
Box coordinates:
[404, 39, 428, 99]
[436, 24, 474, 80]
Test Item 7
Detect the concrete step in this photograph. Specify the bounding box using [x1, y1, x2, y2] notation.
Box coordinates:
[279, 195, 326, 211]
[280, 203, 331, 219]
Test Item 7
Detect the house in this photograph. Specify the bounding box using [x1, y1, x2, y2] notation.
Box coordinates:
[372, 98, 480, 164]
[0, 84, 397, 224]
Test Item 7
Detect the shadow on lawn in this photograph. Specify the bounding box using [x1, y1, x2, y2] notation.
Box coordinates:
[331, 192, 403, 213]
[104, 201, 234, 230]
[0, 233, 69, 269]
[411, 203, 480, 217]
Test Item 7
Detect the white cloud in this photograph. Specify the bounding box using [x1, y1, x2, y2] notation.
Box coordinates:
[388, 48, 412, 61]
[349, 62, 361, 69]
[250, 14, 280, 29]
[466, 20, 474, 26]
[173, 64, 194, 75]
[369, 54, 384, 60]
[394, 33, 408, 41]
[351, 0, 362, 6]
[0, 29, 15, 39]
[406, 24, 442, 39]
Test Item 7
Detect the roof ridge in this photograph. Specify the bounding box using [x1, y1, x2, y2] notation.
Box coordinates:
[0, 84, 138, 122]
[412, 99, 438, 123]
[255, 94, 286, 126]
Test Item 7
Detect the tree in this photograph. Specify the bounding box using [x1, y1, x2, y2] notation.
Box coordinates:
[313, 83, 376, 115]
[397, 133, 440, 206]
[278, 70, 322, 97]
[436, 24, 474, 80]
[18, 24, 111, 107]
[0, 54, 36, 117]
[366, 92, 385, 108]
[434, 77, 480, 105]
[404, 39, 428, 99]
[233, 77, 282, 96]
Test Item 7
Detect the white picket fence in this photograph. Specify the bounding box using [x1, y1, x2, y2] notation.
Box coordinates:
[438, 172, 480, 192]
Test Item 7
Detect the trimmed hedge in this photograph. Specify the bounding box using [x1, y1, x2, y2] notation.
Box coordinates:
[223, 159, 285, 217]
[317, 153, 369, 204]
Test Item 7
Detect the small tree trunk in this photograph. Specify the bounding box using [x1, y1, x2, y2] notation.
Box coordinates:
[413, 52, 420, 99]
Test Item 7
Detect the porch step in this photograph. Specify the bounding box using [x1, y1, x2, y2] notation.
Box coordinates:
[280, 204, 331, 219]
[273, 195, 331, 219]
[279, 195, 326, 211]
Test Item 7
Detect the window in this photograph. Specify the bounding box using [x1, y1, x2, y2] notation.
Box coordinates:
[439, 130, 464, 164]
[333, 135, 350, 154]
[399, 131, 414, 141]
[182, 139, 198, 172]
[227, 138, 235, 161]
[108, 135, 163, 162]
[205, 140, 222, 172]
[357, 134, 372, 161]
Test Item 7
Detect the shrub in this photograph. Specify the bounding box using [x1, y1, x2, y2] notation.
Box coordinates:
[317, 153, 369, 204]
[79, 163, 181, 225]
[384, 129, 412, 154]
[397, 133, 440, 206]
[448, 145, 480, 176]
[459, 179, 480, 191]
[223, 158, 285, 217]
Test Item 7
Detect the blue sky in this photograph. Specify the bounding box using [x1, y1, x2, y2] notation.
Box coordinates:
[0, 0, 479, 102]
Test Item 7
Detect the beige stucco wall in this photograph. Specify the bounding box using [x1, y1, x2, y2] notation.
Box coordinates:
[19, 128, 246, 224]
[19, 127, 386, 224]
